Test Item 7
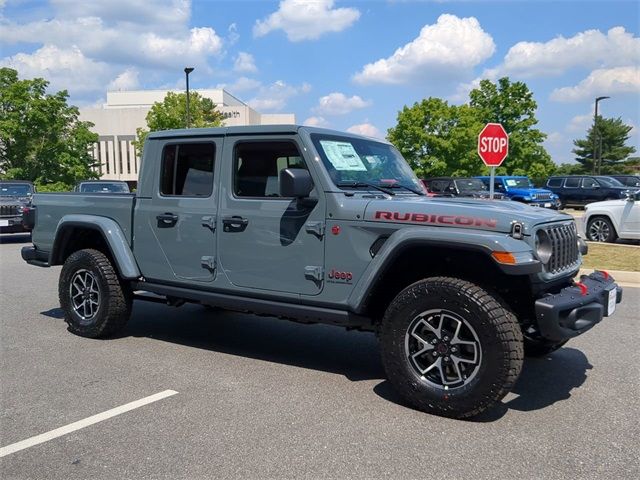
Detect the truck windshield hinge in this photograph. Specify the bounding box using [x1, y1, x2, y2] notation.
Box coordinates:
[201, 256, 216, 272]
[202, 215, 216, 232]
[304, 265, 324, 283]
[305, 221, 325, 239]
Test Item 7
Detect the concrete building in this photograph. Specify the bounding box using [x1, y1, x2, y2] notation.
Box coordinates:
[79, 89, 295, 183]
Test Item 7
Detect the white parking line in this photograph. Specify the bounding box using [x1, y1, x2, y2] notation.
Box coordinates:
[0, 389, 178, 458]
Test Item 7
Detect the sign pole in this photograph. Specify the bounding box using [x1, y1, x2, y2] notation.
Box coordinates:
[489, 166, 495, 200]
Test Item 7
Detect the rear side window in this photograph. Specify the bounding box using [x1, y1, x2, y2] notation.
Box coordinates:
[160, 143, 215, 197]
[234, 141, 308, 198]
[565, 177, 580, 188]
[547, 178, 563, 187]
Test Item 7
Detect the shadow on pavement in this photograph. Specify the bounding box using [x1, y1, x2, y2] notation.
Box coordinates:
[374, 347, 592, 421]
[0, 233, 31, 244]
[120, 303, 384, 382]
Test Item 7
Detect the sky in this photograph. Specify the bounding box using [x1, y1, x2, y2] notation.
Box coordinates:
[0, 0, 638, 165]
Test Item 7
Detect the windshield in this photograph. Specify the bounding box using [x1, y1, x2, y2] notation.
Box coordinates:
[455, 178, 487, 192]
[0, 184, 32, 196]
[504, 178, 533, 188]
[310, 134, 423, 193]
[80, 182, 129, 193]
[597, 177, 624, 187]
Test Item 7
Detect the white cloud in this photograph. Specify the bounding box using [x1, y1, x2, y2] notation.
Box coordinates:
[217, 76, 262, 93]
[108, 67, 140, 91]
[313, 92, 371, 116]
[227, 23, 240, 45]
[568, 112, 593, 133]
[1, 45, 111, 94]
[353, 14, 495, 85]
[496, 27, 639, 79]
[347, 123, 382, 139]
[254, 0, 360, 42]
[551, 66, 640, 102]
[303, 116, 330, 127]
[248, 80, 311, 112]
[233, 52, 257, 73]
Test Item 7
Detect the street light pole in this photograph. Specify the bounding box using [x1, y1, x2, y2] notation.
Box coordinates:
[184, 67, 194, 128]
[592, 96, 610, 174]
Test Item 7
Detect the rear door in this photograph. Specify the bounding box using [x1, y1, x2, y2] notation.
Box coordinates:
[134, 137, 221, 284]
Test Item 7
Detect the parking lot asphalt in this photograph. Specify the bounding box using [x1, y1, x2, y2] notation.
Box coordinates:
[1, 233, 639, 479]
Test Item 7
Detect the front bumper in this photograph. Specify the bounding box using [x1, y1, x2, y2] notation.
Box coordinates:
[534, 271, 622, 342]
[0, 216, 28, 233]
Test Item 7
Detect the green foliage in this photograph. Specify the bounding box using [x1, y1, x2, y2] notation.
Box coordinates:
[573, 116, 636, 174]
[0, 67, 99, 189]
[388, 77, 556, 181]
[134, 91, 225, 155]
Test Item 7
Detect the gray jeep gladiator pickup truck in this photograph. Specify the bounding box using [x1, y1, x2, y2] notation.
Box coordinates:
[22, 125, 623, 418]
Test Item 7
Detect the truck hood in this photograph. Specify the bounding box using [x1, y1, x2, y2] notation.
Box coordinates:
[363, 196, 570, 235]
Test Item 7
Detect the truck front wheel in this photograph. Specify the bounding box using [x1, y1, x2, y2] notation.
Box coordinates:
[59, 249, 132, 338]
[380, 277, 523, 419]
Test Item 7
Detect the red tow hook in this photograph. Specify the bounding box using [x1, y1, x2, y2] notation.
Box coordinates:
[574, 281, 588, 296]
[599, 270, 610, 280]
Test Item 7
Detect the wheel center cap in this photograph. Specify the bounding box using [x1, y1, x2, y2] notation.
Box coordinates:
[436, 343, 449, 354]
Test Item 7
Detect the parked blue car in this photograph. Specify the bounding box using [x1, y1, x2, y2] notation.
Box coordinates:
[476, 176, 560, 209]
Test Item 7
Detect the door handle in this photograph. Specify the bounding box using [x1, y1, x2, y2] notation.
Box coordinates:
[157, 213, 178, 228]
[222, 215, 249, 232]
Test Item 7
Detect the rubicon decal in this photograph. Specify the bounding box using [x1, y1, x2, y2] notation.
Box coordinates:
[374, 211, 498, 229]
[328, 269, 353, 283]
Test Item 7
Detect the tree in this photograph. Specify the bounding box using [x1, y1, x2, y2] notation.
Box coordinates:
[0, 68, 99, 189]
[134, 91, 225, 155]
[388, 77, 556, 183]
[572, 116, 636, 174]
[469, 78, 556, 182]
[387, 98, 484, 178]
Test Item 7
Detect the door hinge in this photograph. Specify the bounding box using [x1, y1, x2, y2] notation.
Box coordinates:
[201, 256, 216, 272]
[304, 265, 324, 283]
[202, 215, 216, 232]
[305, 221, 325, 239]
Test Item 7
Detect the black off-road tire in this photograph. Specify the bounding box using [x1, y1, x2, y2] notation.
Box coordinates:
[523, 337, 568, 357]
[59, 248, 132, 338]
[379, 277, 523, 419]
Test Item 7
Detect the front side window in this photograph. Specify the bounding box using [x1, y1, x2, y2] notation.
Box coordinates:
[582, 177, 599, 188]
[311, 134, 423, 194]
[455, 178, 487, 192]
[504, 177, 532, 188]
[234, 141, 308, 198]
[160, 143, 215, 197]
[547, 178, 563, 187]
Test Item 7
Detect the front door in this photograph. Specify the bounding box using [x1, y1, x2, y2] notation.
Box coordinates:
[134, 138, 221, 284]
[217, 137, 325, 296]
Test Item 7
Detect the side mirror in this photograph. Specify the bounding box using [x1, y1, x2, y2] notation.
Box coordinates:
[279, 168, 313, 198]
[625, 190, 637, 201]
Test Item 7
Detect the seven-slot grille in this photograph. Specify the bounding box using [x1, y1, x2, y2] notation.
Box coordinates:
[544, 222, 579, 273]
[0, 204, 20, 217]
[535, 193, 553, 200]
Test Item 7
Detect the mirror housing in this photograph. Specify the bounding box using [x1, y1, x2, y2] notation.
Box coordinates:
[625, 190, 638, 201]
[280, 168, 313, 198]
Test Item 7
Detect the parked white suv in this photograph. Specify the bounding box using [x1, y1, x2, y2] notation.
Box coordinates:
[581, 191, 640, 243]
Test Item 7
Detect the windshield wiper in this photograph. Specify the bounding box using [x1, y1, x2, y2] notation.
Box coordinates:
[382, 183, 425, 196]
[336, 181, 396, 196]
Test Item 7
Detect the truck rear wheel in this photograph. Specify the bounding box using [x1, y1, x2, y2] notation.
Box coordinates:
[59, 249, 132, 338]
[380, 277, 523, 419]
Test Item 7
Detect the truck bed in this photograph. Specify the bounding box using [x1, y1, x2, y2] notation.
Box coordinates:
[32, 193, 135, 253]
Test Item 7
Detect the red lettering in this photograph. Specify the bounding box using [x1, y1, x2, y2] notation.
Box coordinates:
[411, 213, 429, 222]
[393, 212, 411, 221]
[437, 215, 455, 225]
[375, 211, 392, 220]
[455, 216, 474, 226]
[475, 218, 498, 228]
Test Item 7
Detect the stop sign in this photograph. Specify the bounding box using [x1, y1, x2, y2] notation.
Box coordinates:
[478, 123, 509, 167]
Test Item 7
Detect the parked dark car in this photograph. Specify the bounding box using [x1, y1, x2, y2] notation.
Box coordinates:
[423, 177, 506, 199]
[0, 180, 34, 234]
[74, 180, 131, 193]
[545, 175, 632, 208]
[608, 175, 640, 188]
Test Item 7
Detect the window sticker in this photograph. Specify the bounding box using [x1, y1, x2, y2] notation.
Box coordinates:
[505, 179, 517, 186]
[319, 140, 367, 171]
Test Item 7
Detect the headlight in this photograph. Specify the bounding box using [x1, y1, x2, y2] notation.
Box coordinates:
[531, 194, 537, 200]
[535, 229, 553, 264]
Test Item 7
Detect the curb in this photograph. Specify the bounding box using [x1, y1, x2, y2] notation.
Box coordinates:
[579, 268, 640, 287]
